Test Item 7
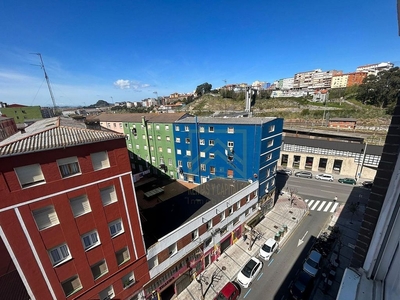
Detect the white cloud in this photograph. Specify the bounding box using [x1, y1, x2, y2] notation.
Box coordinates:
[113, 79, 152, 91]
[113, 79, 131, 89]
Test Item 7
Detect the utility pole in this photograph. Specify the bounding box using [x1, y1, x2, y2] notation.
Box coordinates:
[31, 53, 57, 115]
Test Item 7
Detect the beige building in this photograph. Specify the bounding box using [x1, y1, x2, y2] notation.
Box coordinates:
[331, 74, 349, 88]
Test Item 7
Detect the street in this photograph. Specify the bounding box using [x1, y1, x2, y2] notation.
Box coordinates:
[235, 174, 368, 300]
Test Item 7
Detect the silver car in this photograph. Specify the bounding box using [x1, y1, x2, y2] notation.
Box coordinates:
[315, 174, 334, 181]
[303, 250, 322, 277]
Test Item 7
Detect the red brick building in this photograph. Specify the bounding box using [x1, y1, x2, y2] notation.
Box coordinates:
[328, 117, 357, 129]
[0, 117, 149, 300]
[346, 72, 367, 87]
[0, 116, 17, 142]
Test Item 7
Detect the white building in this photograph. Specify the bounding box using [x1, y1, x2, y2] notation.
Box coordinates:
[356, 62, 394, 76]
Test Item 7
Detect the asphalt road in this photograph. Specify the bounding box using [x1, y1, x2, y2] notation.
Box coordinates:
[235, 174, 364, 300]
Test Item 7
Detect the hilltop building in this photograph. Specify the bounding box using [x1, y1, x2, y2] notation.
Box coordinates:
[0, 117, 149, 300]
[0, 103, 43, 124]
[356, 62, 394, 76]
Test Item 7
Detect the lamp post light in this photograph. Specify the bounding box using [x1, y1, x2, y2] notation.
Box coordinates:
[354, 143, 367, 181]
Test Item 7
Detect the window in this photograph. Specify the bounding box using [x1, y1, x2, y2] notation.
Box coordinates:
[236, 201, 241, 209]
[148, 255, 158, 270]
[227, 169, 233, 178]
[184, 126, 189, 131]
[99, 286, 115, 300]
[206, 220, 213, 230]
[49, 243, 71, 266]
[245, 208, 250, 216]
[109, 219, 124, 237]
[186, 150, 191, 156]
[168, 243, 177, 256]
[209, 153, 215, 159]
[81, 230, 100, 251]
[185, 138, 190, 144]
[210, 166, 215, 174]
[220, 211, 225, 221]
[166, 136, 171, 141]
[15, 164, 45, 188]
[70, 195, 91, 217]
[167, 148, 172, 153]
[268, 139, 274, 147]
[200, 164, 206, 171]
[175, 125, 180, 131]
[178, 160, 182, 167]
[266, 153, 272, 161]
[168, 158, 172, 165]
[176, 137, 181, 143]
[204, 237, 212, 248]
[156, 125, 160, 130]
[269, 125, 275, 132]
[209, 126, 214, 132]
[200, 152, 205, 158]
[229, 206, 233, 215]
[91, 151, 110, 170]
[199, 139, 205, 145]
[57, 157, 80, 178]
[157, 135, 161, 140]
[220, 225, 227, 235]
[187, 162, 192, 169]
[144, 145, 148, 150]
[62, 275, 82, 297]
[209, 140, 215, 146]
[33, 205, 59, 230]
[192, 229, 199, 241]
[148, 135, 153, 140]
[91, 260, 108, 280]
[227, 127, 234, 133]
[116, 247, 130, 266]
[158, 147, 163, 152]
[198, 126, 204, 133]
[126, 135, 130, 141]
[142, 134, 146, 139]
[165, 125, 169, 131]
[227, 141, 234, 147]
[136, 144, 139, 149]
[122, 271, 136, 288]
[100, 185, 117, 206]
[151, 157, 156, 162]
[233, 216, 240, 225]
[177, 149, 182, 155]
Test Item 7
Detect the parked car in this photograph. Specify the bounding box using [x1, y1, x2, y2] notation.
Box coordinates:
[237, 257, 263, 288]
[277, 168, 292, 176]
[338, 177, 357, 185]
[362, 180, 374, 188]
[214, 281, 241, 300]
[259, 238, 279, 261]
[315, 174, 334, 181]
[290, 270, 314, 300]
[294, 171, 313, 178]
[303, 250, 322, 277]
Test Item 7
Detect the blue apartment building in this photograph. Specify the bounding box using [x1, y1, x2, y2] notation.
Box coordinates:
[173, 116, 283, 201]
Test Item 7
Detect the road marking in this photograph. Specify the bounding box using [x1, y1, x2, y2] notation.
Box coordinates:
[268, 259, 274, 266]
[324, 202, 333, 212]
[257, 272, 264, 281]
[244, 288, 252, 298]
[307, 199, 315, 207]
[330, 202, 339, 212]
[317, 201, 326, 211]
[311, 200, 320, 210]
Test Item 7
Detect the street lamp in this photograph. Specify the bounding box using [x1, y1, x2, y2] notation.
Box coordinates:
[354, 144, 367, 181]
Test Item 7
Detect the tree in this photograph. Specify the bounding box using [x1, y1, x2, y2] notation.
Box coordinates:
[356, 67, 400, 113]
[195, 82, 212, 96]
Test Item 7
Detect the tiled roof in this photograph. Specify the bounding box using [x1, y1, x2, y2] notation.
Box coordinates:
[86, 112, 189, 123]
[0, 117, 124, 157]
[175, 116, 277, 125]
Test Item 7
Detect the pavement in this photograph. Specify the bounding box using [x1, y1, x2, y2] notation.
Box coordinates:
[175, 192, 308, 300]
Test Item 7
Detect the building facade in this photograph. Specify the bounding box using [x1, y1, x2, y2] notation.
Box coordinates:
[331, 74, 349, 88]
[293, 69, 322, 89]
[356, 62, 394, 76]
[311, 70, 342, 89]
[0, 104, 43, 124]
[173, 116, 284, 202]
[141, 178, 259, 300]
[0, 117, 149, 300]
[0, 116, 18, 142]
[346, 72, 368, 87]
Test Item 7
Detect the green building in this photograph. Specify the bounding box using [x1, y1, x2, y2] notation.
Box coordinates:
[122, 113, 189, 180]
[0, 105, 43, 124]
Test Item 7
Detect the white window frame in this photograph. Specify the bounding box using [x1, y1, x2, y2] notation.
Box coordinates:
[166, 136, 171, 141]
[81, 230, 100, 251]
[210, 166, 215, 174]
[91, 151, 110, 171]
[227, 141, 234, 147]
[157, 135, 161, 140]
[100, 185, 117, 206]
[185, 138, 191, 144]
[209, 153, 215, 159]
[33, 205, 59, 231]
[192, 229, 199, 241]
[186, 150, 191, 156]
[148, 256, 159, 270]
[176, 137, 181, 143]
[91, 259, 109, 280]
[209, 140, 215, 146]
[49, 243, 71, 266]
[109, 219, 124, 238]
[209, 126, 214, 132]
[177, 149, 182, 155]
[165, 125, 170, 131]
[227, 127, 234, 134]
[167, 148, 172, 153]
[187, 162, 192, 169]
[206, 220, 213, 230]
[15, 164, 45, 188]
[57, 156, 81, 178]
[168, 243, 177, 256]
[266, 153, 272, 161]
[99, 286, 115, 300]
[136, 144, 139, 149]
[201, 164, 206, 171]
[269, 125, 275, 132]
[199, 126, 205, 132]
[268, 139, 274, 147]
[70, 194, 91, 217]
[184, 125, 189, 132]
[200, 152, 205, 158]
[199, 139, 205, 145]
[122, 271, 136, 288]
[220, 211, 226, 221]
[175, 125, 180, 131]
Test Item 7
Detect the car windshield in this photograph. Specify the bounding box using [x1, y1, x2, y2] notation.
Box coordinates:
[215, 293, 229, 300]
[262, 244, 272, 252]
[306, 257, 318, 268]
[241, 261, 255, 278]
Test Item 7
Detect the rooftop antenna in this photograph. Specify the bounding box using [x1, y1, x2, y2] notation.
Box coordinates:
[31, 53, 57, 115]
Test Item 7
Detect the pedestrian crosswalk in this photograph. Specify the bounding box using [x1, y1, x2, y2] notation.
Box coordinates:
[305, 199, 339, 213]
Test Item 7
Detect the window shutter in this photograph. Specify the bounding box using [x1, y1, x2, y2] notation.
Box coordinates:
[91, 151, 110, 171]
[70, 195, 91, 217]
[15, 164, 45, 187]
[33, 206, 59, 230]
[100, 186, 117, 206]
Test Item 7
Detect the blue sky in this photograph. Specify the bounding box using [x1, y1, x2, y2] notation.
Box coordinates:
[0, 0, 399, 108]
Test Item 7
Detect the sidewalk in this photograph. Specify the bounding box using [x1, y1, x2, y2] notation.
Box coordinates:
[175, 193, 308, 300]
